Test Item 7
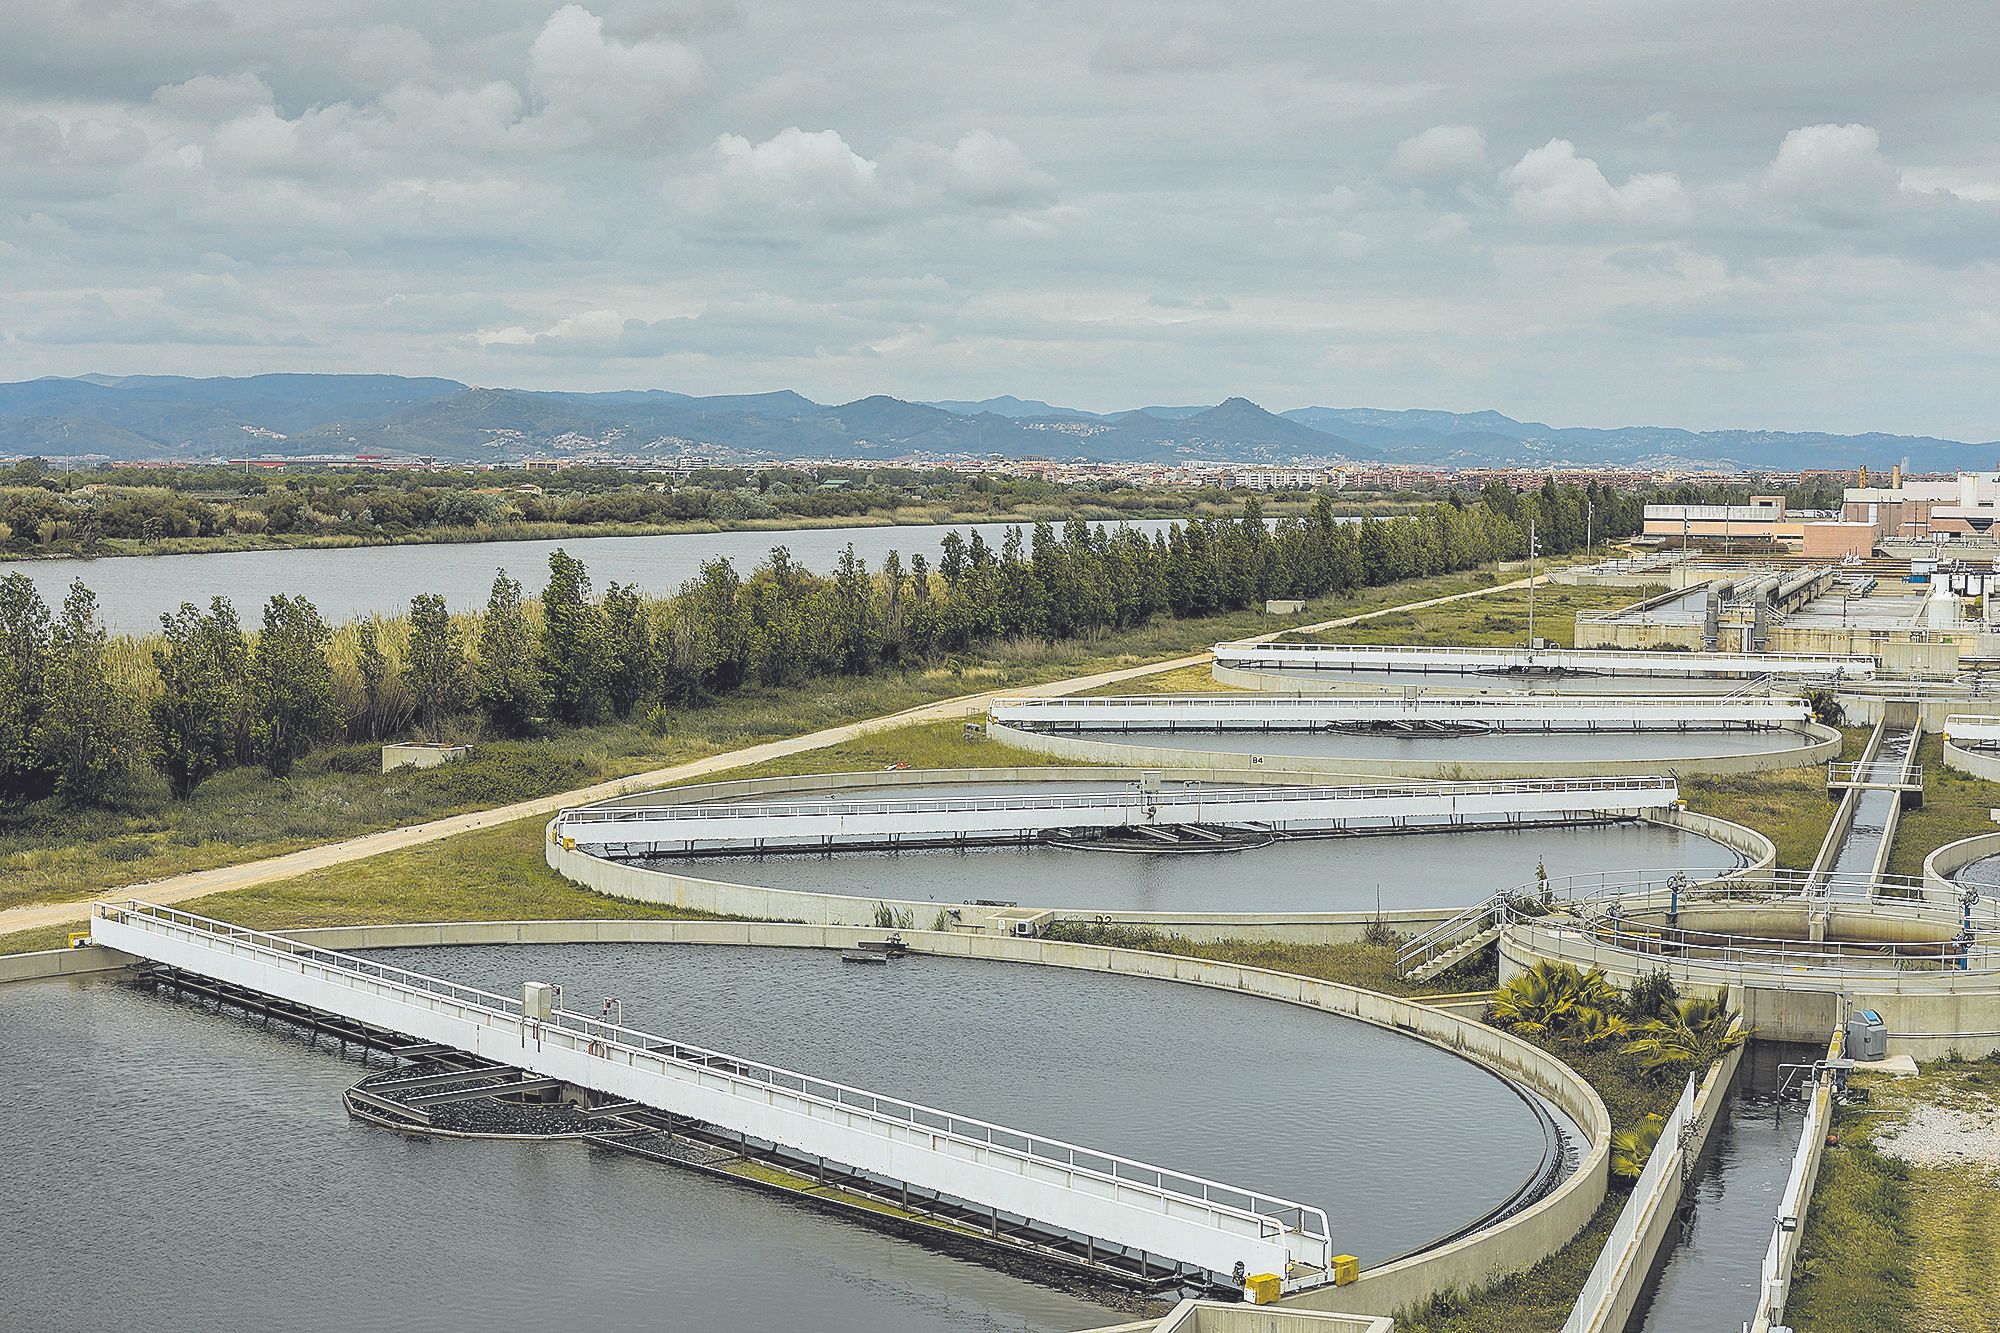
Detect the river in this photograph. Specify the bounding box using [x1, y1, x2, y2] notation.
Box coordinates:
[8, 520, 1182, 635]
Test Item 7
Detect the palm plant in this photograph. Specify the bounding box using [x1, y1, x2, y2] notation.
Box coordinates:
[1610, 1113, 1666, 1180]
[1490, 960, 1620, 1036]
[1624, 988, 1749, 1073]
[1572, 1006, 1631, 1047]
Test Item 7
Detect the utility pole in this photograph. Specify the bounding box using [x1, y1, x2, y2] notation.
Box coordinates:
[1527, 515, 1539, 650]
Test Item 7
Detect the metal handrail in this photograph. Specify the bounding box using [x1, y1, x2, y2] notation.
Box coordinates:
[993, 695, 1802, 716]
[1827, 760, 1925, 785]
[99, 900, 1331, 1250]
[1214, 642, 1876, 671]
[1396, 893, 1509, 974]
[556, 776, 1681, 826]
[1485, 871, 2000, 976]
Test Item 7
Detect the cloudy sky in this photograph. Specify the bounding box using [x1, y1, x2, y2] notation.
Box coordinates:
[4, 1, 1998, 436]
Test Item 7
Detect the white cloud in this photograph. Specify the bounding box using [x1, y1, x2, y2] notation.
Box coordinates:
[528, 5, 706, 147]
[1764, 123, 1900, 224]
[1388, 124, 1487, 182]
[892, 129, 1053, 207]
[1501, 138, 1690, 226]
[711, 126, 880, 205]
[151, 71, 274, 120]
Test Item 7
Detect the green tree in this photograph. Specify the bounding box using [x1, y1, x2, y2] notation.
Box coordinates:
[250, 594, 339, 777]
[405, 593, 468, 738]
[41, 579, 137, 803]
[599, 581, 652, 718]
[0, 572, 54, 801]
[474, 570, 543, 736]
[354, 619, 388, 740]
[150, 598, 247, 800]
[539, 549, 606, 725]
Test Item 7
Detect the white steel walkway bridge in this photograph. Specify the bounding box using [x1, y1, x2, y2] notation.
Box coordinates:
[91, 901, 1335, 1290]
[550, 777, 1681, 856]
[990, 695, 1807, 733]
[1211, 642, 1876, 681]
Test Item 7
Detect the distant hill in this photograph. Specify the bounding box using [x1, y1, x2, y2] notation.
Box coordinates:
[1, 373, 1993, 472]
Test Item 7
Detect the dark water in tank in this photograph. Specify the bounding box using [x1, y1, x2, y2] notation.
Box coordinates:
[1631, 1040, 1819, 1332]
[1253, 667, 1744, 696]
[654, 821, 1743, 912]
[0, 944, 1559, 1332]
[1093, 728, 1802, 761]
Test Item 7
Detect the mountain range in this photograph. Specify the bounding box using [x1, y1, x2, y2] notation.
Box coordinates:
[1, 373, 1994, 473]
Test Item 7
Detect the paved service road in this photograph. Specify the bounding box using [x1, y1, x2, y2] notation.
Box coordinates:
[1, 576, 1531, 938]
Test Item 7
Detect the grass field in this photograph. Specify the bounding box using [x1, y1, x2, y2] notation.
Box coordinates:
[1296, 581, 1653, 649]
[1788, 1055, 2000, 1333]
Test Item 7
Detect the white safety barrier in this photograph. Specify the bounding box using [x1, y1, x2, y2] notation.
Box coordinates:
[552, 777, 1681, 852]
[1212, 642, 1876, 680]
[1747, 1027, 1844, 1333]
[91, 901, 1332, 1285]
[1942, 713, 2000, 746]
[1561, 1074, 1700, 1333]
[991, 695, 1807, 731]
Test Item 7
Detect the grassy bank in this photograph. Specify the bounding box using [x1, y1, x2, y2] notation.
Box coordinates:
[1681, 726, 1871, 870]
[1884, 733, 2000, 877]
[1788, 1055, 2000, 1333]
[1292, 581, 1652, 649]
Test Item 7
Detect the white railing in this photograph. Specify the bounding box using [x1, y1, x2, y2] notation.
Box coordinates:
[1827, 760, 1924, 788]
[1213, 641, 1877, 679]
[558, 777, 1682, 827]
[1505, 870, 2000, 978]
[1396, 893, 1509, 976]
[1748, 1027, 1844, 1332]
[94, 900, 1333, 1277]
[1562, 1073, 1700, 1333]
[991, 695, 1806, 730]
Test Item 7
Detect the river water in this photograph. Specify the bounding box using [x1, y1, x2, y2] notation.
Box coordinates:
[8, 519, 1179, 634]
[0, 944, 1558, 1332]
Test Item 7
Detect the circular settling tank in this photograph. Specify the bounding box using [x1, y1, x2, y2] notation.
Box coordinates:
[654, 817, 1744, 914]
[1216, 666, 1749, 697]
[0, 943, 1570, 1332]
[632, 780, 1744, 912]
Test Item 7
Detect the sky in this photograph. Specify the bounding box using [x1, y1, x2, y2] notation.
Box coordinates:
[3, 1, 1998, 438]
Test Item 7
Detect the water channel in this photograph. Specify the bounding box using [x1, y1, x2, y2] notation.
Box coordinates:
[0, 943, 1564, 1332]
[1631, 1040, 1816, 1331]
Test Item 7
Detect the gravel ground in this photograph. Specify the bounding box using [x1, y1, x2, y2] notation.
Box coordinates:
[1872, 1098, 2000, 1172]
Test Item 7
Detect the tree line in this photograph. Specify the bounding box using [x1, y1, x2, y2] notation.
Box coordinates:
[0, 480, 1635, 807]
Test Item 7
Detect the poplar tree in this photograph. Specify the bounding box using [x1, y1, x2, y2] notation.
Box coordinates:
[539, 549, 606, 725]
[599, 581, 652, 718]
[151, 598, 246, 800]
[405, 593, 467, 738]
[42, 580, 136, 803]
[0, 573, 53, 801]
[474, 570, 542, 736]
[250, 594, 339, 777]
